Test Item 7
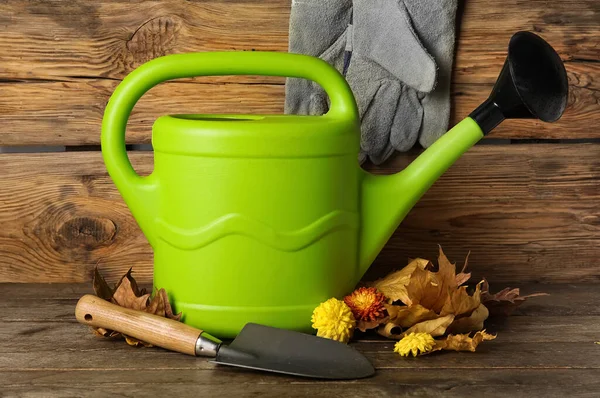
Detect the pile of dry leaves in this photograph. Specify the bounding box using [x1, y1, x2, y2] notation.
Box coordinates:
[314, 247, 547, 355]
[91, 268, 181, 347]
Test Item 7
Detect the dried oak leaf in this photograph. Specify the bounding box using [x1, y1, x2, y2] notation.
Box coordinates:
[386, 303, 438, 329]
[404, 247, 462, 312]
[441, 281, 483, 317]
[372, 258, 432, 304]
[400, 314, 455, 338]
[447, 303, 489, 334]
[93, 266, 115, 301]
[374, 248, 479, 340]
[455, 252, 471, 286]
[357, 317, 390, 333]
[111, 271, 151, 311]
[431, 330, 496, 353]
[90, 267, 182, 346]
[481, 279, 549, 316]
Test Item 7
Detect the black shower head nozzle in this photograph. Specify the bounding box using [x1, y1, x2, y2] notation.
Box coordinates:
[470, 31, 569, 134]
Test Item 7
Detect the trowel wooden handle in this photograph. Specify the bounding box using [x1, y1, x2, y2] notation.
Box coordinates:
[75, 294, 202, 356]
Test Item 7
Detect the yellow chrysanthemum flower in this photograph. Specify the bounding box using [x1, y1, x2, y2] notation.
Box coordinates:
[394, 332, 436, 357]
[311, 298, 356, 343]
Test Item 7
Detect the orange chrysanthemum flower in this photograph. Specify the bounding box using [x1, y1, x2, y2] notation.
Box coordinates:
[343, 287, 387, 322]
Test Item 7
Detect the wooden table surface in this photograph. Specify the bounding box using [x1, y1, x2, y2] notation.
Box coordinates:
[1, 283, 599, 397]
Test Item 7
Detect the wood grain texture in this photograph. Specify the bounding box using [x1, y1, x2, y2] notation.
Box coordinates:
[0, 152, 153, 283]
[0, 80, 285, 146]
[1, 370, 599, 398]
[1, 342, 599, 371]
[0, 0, 596, 81]
[0, 283, 599, 397]
[0, 77, 597, 146]
[0, 0, 598, 144]
[0, 145, 598, 283]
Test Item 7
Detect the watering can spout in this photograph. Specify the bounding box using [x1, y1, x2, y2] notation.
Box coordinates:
[358, 31, 568, 277]
[357, 118, 484, 274]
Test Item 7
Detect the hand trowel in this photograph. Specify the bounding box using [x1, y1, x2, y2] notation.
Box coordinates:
[75, 295, 374, 379]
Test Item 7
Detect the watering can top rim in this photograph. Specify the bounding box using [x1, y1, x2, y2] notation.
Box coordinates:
[151, 113, 361, 157]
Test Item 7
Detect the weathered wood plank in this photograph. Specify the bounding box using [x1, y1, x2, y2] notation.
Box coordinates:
[3, 283, 595, 317]
[1, 340, 599, 370]
[3, 315, 599, 351]
[1, 369, 599, 397]
[0, 76, 597, 146]
[0, 0, 291, 81]
[0, 0, 597, 145]
[0, 0, 596, 82]
[454, 1, 600, 83]
[0, 153, 153, 283]
[0, 80, 284, 146]
[1, 145, 598, 283]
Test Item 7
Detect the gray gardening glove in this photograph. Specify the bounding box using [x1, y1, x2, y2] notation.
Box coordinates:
[285, 0, 441, 164]
[284, 0, 352, 116]
[404, 0, 459, 148]
[351, 0, 437, 163]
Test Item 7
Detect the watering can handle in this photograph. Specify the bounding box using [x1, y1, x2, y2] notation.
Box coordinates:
[101, 52, 358, 247]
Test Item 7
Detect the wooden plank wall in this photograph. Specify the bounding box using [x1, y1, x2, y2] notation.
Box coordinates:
[0, 0, 598, 284]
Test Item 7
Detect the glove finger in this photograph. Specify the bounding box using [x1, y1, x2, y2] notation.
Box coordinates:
[418, 89, 451, 147]
[358, 150, 368, 165]
[285, 28, 349, 115]
[403, 0, 458, 147]
[285, 78, 324, 115]
[346, 57, 401, 158]
[390, 84, 423, 152]
[319, 27, 349, 72]
[369, 142, 396, 165]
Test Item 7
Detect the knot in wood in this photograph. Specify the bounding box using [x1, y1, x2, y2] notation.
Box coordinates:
[56, 217, 117, 249]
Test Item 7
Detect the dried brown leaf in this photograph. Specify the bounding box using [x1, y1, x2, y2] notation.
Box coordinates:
[90, 268, 182, 346]
[405, 248, 463, 313]
[372, 258, 431, 304]
[434, 246, 458, 291]
[441, 282, 482, 317]
[145, 288, 166, 316]
[111, 272, 150, 311]
[151, 288, 182, 321]
[124, 335, 153, 348]
[357, 317, 389, 332]
[400, 314, 455, 338]
[481, 279, 549, 316]
[455, 272, 471, 286]
[405, 266, 446, 312]
[93, 266, 114, 301]
[455, 252, 471, 286]
[386, 304, 439, 328]
[447, 304, 489, 334]
[377, 322, 404, 339]
[432, 330, 496, 353]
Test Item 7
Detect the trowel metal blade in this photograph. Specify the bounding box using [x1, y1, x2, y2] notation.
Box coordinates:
[211, 323, 375, 379]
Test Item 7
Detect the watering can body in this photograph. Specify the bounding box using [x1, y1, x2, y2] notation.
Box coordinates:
[102, 33, 567, 338]
[150, 113, 362, 336]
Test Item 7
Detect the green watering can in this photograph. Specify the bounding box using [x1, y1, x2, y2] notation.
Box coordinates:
[102, 32, 567, 338]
